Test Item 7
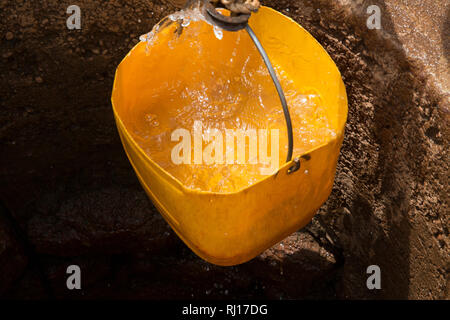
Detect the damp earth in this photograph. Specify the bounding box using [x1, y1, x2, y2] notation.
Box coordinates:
[0, 0, 448, 299]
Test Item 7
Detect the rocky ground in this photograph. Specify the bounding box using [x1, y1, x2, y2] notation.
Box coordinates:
[0, 0, 448, 299]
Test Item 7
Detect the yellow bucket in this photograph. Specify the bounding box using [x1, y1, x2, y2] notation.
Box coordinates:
[111, 6, 348, 266]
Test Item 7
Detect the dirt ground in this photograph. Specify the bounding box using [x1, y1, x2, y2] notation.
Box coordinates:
[0, 0, 448, 299]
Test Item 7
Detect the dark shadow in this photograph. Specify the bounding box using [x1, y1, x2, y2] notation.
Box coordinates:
[3, 243, 339, 299]
[368, 0, 422, 299]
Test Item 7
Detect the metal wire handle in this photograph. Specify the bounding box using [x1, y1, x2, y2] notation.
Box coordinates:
[245, 24, 294, 163]
[203, 4, 296, 170]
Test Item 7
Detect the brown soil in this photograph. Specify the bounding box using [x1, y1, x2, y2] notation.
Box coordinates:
[0, 0, 448, 299]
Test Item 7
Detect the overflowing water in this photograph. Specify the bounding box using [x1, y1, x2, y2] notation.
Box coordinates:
[125, 6, 336, 193]
[139, 2, 224, 54]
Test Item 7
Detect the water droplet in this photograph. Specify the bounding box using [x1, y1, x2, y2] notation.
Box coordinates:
[182, 18, 191, 28]
[213, 26, 223, 40]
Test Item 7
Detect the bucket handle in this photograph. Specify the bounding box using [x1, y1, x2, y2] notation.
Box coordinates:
[245, 25, 294, 165]
[203, 4, 298, 173]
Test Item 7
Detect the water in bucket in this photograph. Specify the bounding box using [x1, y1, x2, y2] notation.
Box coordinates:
[125, 4, 336, 193]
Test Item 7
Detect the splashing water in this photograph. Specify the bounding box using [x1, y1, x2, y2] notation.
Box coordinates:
[125, 5, 337, 193]
[139, 1, 224, 54]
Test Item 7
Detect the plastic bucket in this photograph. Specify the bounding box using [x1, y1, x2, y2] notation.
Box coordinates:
[111, 6, 348, 266]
